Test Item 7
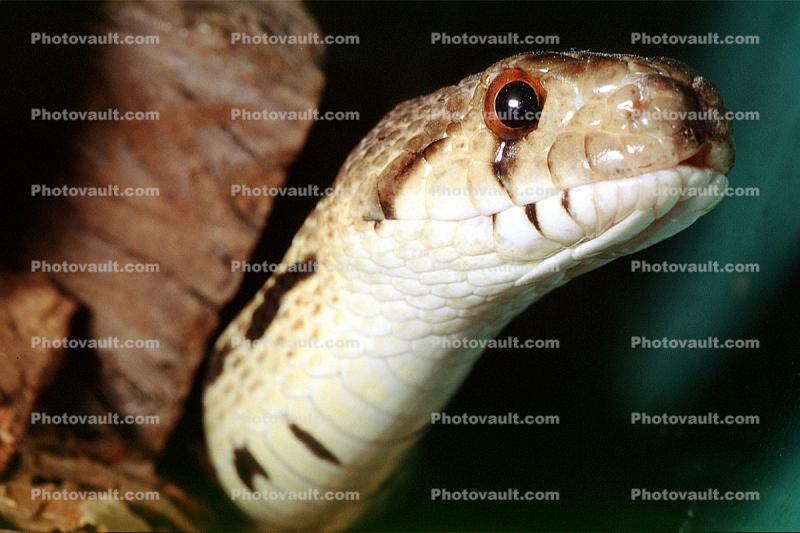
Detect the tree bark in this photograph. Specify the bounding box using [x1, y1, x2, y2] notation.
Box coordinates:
[17, 0, 325, 453]
[0, 273, 77, 472]
[0, 432, 211, 532]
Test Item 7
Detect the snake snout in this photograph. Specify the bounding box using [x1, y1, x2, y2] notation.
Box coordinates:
[681, 76, 735, 173]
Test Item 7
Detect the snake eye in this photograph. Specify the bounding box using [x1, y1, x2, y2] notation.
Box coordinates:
[483, 68, 545, 140]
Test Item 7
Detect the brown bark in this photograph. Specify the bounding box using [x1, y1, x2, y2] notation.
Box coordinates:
[18, 0, 325, 452]
[0, 272, 77, 472]
[0, 433, 211, 532]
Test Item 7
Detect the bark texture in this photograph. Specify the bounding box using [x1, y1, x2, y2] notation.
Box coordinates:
[18, 0, 325, 452]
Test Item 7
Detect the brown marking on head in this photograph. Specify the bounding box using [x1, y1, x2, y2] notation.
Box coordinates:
[524, 203, 541, 232]
[560, 190, 570, 213]
[691, 76, 732, 142]
[233, 446, 269, 491]
[376, 151, 424, 219]
[405, 134, 427, 152]
[245, 256, 317, 341]
[491, 139, 517, 195]
[375, 136, 449, 220]
[289, 423, 341, 465]
[424, 118, 449, 137]
[446, 93, 468, 115]
[670, 78, 706, 157]
[421, 137, 448, 159]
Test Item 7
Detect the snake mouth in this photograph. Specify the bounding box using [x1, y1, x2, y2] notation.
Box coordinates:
[493, 163, 728, 284]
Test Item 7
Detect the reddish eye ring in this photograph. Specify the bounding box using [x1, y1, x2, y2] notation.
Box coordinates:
[483, 68, 546, 141]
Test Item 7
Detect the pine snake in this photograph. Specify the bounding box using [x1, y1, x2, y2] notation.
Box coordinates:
[203, 51, 734, 531]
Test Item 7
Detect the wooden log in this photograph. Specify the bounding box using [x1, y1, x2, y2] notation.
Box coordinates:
[0, 432, 211, 532]
[18, 0, 325, 452]
[0, 272, 76, 472]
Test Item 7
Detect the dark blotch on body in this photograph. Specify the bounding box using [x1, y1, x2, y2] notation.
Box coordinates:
[245, 256, 317, 341]
[233, 446, 269, 490]
[206, 257, 316, 388]
[289, 422, 341, 465]
[205, 340, 233, 387]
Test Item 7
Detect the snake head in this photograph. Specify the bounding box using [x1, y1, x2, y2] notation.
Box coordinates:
[478, 52, 734, 195]
[343, 51, 734, 284]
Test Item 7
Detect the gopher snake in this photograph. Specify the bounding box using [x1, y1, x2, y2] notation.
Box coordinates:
[203, 51, 734, 531]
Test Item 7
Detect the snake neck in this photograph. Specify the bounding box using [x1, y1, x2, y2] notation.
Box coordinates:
[202, 209, 555, 531]
[280, 213, 560, 444]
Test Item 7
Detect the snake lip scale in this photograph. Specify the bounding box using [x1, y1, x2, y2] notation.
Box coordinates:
[203, 51, 734, 531]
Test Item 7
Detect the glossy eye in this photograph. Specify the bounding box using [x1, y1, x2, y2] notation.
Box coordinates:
[483, 68, 545, 140]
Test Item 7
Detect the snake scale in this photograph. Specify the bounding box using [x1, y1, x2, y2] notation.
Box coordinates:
[202, 51, 734, 531]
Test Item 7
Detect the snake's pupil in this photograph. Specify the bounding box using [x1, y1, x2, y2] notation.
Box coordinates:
[495, 80, 539, 128]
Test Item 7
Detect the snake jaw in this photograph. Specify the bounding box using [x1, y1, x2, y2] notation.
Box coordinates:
[500, 164, 728, 287]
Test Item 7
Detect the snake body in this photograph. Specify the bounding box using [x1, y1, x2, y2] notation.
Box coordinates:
[203, 51, 734, 531]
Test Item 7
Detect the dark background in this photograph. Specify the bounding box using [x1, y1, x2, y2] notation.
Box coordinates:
[3, 1, 799, 531]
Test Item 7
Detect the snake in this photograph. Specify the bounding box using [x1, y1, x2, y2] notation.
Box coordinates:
[202, 51, 734, 531]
